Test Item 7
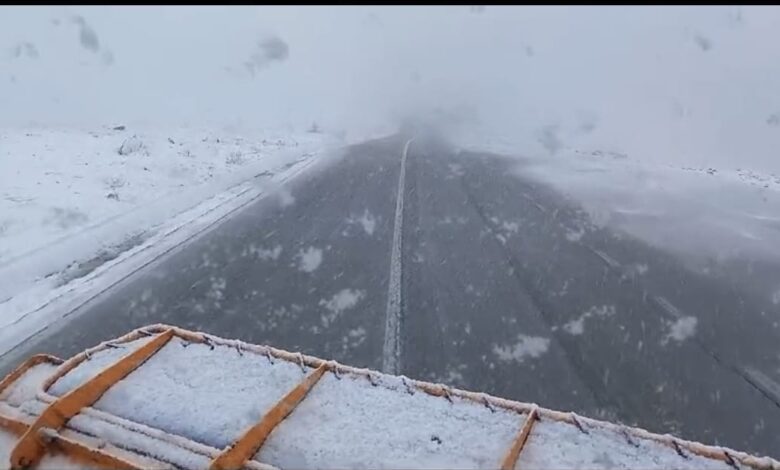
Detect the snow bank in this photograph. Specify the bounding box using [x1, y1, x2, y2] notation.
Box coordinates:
[1, 427, 148, 470]
[455, 132, 780, 264]
[524, 149, 780, 262]
[0, 358, 98, 470]
[0, 126, 335, 286]
[0, 125, 340, 352]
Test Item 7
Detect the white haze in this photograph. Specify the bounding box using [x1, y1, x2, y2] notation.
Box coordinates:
[2, 6, 780, 171]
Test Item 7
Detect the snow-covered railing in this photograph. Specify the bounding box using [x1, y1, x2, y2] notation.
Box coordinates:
[0, 324, 778, 469]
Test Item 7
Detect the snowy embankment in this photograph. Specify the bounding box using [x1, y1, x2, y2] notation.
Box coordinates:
[528, 149, 780, 264]
[456, 132, 780, 265]
[0, 126, 340, 353]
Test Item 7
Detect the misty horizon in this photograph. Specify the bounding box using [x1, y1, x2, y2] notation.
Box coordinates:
[2, 6, 780, 172]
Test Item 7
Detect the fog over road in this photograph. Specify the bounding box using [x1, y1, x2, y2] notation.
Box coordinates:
[2, 133, 779, 458]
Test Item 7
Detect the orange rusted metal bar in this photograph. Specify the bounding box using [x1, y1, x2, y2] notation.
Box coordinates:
[145, 323, 776, 470]
[0, 355, 63, 438]
[1, 419, 148, 470]
[500, 406, 538, 470]
[209, 363, 328, 470]
[40, 330, 155, 393]
[40, 429, 145, 470]
[0, 414, 29, 435]
[150, 324, 780, 470]
[0, 354, 62, 396]
[9, 329, 174, 469]
[24, 323, 777, 470]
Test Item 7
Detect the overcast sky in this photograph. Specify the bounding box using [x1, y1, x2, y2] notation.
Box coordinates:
[2, 6, 780, 171]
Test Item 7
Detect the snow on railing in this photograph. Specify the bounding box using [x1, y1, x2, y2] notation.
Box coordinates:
[0, 324, 778, 470]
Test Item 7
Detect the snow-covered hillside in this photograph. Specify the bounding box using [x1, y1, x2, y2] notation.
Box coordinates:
[0, 126, 326, 263]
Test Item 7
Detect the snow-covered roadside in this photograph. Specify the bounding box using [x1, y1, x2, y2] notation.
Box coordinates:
[0, 126, 341, 355]
[454, 133, 780, 265]
[0, 126, 333, 270]
[524, 149, 780, 264]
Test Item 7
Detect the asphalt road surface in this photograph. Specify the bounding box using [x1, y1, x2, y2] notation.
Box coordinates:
[2, 133, 779, 458]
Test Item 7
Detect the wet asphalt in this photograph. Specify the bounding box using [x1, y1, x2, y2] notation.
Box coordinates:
[1, 133, 778, 458]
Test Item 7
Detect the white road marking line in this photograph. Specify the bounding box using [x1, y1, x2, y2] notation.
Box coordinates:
[383, 138, 413, 374]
